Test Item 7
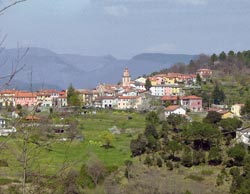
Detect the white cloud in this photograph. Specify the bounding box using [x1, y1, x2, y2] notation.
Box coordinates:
[104, 5, 128, 16]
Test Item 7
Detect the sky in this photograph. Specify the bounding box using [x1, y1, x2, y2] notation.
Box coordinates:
[0, 0, 250, 58]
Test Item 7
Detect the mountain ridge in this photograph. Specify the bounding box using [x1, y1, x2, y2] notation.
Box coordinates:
[0, 47, 197, 90]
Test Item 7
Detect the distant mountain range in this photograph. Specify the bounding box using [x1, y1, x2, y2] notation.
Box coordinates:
[0, 47, 197, 90]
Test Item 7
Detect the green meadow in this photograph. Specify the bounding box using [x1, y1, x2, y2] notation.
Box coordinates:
[0, 110, 146, 177]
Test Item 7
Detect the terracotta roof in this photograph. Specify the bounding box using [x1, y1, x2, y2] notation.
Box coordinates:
[165, 105, 181, 111]
[38, 89, 58, 93]
[15, 92, 36, 98]
[208, 108, 230, 115]
[118, 96, 139, 100]
[161, 96, 178, 101]
[161, 95, 202, 101]
[182, 95, 202, 100]
[0, 90, 17, 95]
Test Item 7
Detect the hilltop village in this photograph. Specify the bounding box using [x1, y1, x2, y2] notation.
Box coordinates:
[0, 67, 244, 117]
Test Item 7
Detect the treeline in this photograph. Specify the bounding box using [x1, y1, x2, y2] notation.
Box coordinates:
[130, 111, 250, 193]
[150, 50, 250, 76]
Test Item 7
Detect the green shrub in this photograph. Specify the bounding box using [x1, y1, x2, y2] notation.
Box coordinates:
[0, 178, 15, 185]
[229, 167, 240, 177]
[144, 155, 153, 167]
[216, 174, 224, 186]
[201, 169, 214, 176]
[185, 174, 204, 182]
[0, 159, 8, 167]
[156, 157, 163, 167]
[166, 161, 173, 170]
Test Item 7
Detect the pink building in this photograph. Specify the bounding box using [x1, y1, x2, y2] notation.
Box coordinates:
[181, 95, 202, 112]
[165, 87, 172, 96]
[161, 95, 203, 112]
[15, 92, 37, 107]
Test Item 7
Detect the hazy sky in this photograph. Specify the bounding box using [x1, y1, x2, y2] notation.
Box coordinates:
[0, 0, 250, 58]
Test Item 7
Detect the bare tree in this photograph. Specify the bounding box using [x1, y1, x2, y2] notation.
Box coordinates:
[0, 0, 27, 15]
[86, 154, 105, 186]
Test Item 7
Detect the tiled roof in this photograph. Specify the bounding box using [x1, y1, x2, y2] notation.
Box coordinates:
[118, 96, 139, 100]
[165, 105, 181, 111]
[15, 92, 36, 98]
[161, 96, 178, 101]
[182, 95, 202, 100]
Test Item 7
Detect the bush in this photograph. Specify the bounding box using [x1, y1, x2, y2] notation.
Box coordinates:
[166, 161, 173, 171]
[185, 174, 204, 182]
[193, 150, 205, 165]
[229, 167, 240, 177]
[144, 155, 153, 167]
[156, 157, 163, 168]
[181, 147, 193, 167]
[208, 147, 222, 165]
[0, 159, 8, 167]
[201, 169, 214, 176]
[228, 143, 246, 166]
[216, 174, 224, 186]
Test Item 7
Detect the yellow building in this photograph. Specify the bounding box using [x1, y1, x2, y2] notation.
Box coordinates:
[231, 104, 244, 117]
[221, 111, 234, 119]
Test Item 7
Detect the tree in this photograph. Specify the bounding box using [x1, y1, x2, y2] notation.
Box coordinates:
[156, 157, 163, 167]
[228, 143, 246, 166]
[145, 78, 152, 91]
[228, 50, 235, 57]
[102, 131, 114, 149]
[63, 169, 79, 194]
[0, 0, 27, 14]
[145, 111, 159, 126]
[241, 99, 250, 116]
[181, 147, 193, 167]
[144, 124, 158, 139]
[86, 155, 105, 186]
[212, 83, 225, 104]
[219, 118, 242, 139]
[243, 155, 250, 178]
[124, 160, 133, 180]
[167, 113, 184, 129]
[167, 140, 182, 160]
[161, 121, 169, 144]
[144, 155, 153, 167]
[130, 134, 148, 157]
[184, 122, 221, 150]
[219, 51, 227, 61]
[193, 150, 205, 165]
[67, 84, 81, 106]
[146, 135, 158, 151]
[196, 74, 202, 85]
[210, 53, 218, 62]
[203, 111, 222, 124]
[208, 147, 222, 165]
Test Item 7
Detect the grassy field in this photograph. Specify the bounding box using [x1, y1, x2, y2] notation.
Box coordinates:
[0, 110, 146, 178]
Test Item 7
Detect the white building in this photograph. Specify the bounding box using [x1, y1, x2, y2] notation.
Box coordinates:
[150, 85, 166, 96]
[236, 127, 250, 146]
[164, 105, 186, 117]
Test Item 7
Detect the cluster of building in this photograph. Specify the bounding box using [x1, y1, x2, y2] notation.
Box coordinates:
[0, 67, 249, 145]
[77, 68, 214, 111]
[0, 89, 67, 108]
[0, 68, 213, 112]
